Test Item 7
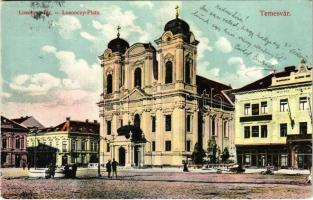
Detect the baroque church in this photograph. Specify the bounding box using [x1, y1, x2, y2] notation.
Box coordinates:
[98, 8, 235, 167]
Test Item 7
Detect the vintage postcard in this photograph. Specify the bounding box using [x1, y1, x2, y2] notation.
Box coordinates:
[1, 0, 312, 199]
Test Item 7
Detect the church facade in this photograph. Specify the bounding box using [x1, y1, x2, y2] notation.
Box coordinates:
[98, 10, 235, 167]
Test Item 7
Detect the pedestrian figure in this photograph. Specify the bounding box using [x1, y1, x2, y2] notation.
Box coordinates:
[27, 162, 31, 170]
[49, 163, 55, 178]
[72, 163, 77, 178]
[22, 162, 26, 170]
[112, 158, 118, 178]
[106, 160, 112, 178]
[64, 164, 70, 178]
[183, 162, 189, 172]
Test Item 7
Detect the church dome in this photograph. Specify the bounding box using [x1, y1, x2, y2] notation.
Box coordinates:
[107, 26, 130, 54]
[164, 17, 190, 36]
[108, 37, 129, 54]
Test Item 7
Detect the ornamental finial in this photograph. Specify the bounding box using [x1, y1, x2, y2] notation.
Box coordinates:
[117, 25, 121, 38]
[175, 5, 179, 18]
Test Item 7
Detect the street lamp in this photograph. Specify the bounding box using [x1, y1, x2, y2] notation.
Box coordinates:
[97, 135, 105, 177]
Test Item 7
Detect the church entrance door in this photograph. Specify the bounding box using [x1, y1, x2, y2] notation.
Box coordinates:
[118, 147, 126, 166]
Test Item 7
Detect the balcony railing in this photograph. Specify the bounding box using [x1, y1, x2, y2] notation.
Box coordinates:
[240, 115, 272, 122]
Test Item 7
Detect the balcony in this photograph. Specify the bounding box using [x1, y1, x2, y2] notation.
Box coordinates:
[240, 115, 272, 122]
[287, 133, 312, 142]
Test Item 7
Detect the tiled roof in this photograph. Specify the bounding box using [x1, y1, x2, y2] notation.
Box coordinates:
[233, 67, 296, 93]
[1, 116, 29, 132]
[196, 75, 234, 106]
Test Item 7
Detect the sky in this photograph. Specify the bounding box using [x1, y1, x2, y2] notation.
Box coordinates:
[1, 0, 312, 126]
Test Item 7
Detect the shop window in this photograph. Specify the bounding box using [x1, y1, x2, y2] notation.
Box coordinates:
[280, 154, 288, 167]
[245, 154, 251, 165]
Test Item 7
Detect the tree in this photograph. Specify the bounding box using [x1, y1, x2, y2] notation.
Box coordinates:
[192, 142, 206, 164]
[221, 147, 230, 163]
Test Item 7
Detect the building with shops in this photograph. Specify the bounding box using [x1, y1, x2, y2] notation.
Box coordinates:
[233, 60, 312, 169]
[1, 116, 28, 167]
[27, 117, 99, 167]
[98, 8, 235, 167]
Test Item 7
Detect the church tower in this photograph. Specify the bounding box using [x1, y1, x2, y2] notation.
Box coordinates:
[154, 6, 199, 93]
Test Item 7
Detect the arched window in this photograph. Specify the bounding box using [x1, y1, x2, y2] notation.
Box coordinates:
[134, 114, 140, 128]
[165, 61, 173, 84]
[134, 68, 142, 88]
[185, 58, 192, 84]
[107, 74, 112, 94]
[211, 118, 215, 136]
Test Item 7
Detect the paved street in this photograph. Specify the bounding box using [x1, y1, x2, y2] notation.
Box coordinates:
[1, 168, 312, 199]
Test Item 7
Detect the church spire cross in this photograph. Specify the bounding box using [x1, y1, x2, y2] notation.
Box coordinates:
[117, 25, 121, 38]
[175, 5, 179, 18]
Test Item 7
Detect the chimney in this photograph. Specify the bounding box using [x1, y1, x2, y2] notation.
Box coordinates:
[284, 66, 296, 72]
[86, 119, 89, 123]
[94, 120, 98, 124]
[66, 117, 70, 121]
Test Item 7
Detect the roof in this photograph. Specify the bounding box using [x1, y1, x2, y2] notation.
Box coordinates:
[233, 67, 297, 93]
[1, 116, 29, 132]
[196, 75, 234, 106]
[108, 37, 130, 54]
[12, 116, 45, 129]
[30, 119, 99, 134]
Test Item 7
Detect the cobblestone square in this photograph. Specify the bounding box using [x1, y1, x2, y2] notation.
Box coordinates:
[1, 170, 312, 199]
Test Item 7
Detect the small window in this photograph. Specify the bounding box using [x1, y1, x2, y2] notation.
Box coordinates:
[244, 126, 250, 138]
[165, 115, 171, 131]
[152, 141, 156, 151]
[120, 119, 123, 127]
[107, 121, 111, 135]
[223, 121, 228, 137]
[165, 141, 171, 151]
[261, 125, 267, 138]
[261, 102, 268, 114]
[165, 61, 173, 84]
[211, 118, 215, 136]
[151, 116, 156, 132]
[280, 99, 288, 112]
[244, 104, 251, 115]
[71, 141, 76, 151]
[299, 122, 307, 135]
[252, 104, 259, 115]
[134, 68, 142, 88]
[252, 126, 259, 137]
[15, 138, 20, 149]
[280, 123, 287, 137]
[107, 74, 113, 94]
[106, 143, 110, 152]
[82, 141, 86, 151]
[187, 115, 191, 132]
[299, 97, 308, 110]
[187, 140, 191, 152]
[62, 141, 67, 152]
